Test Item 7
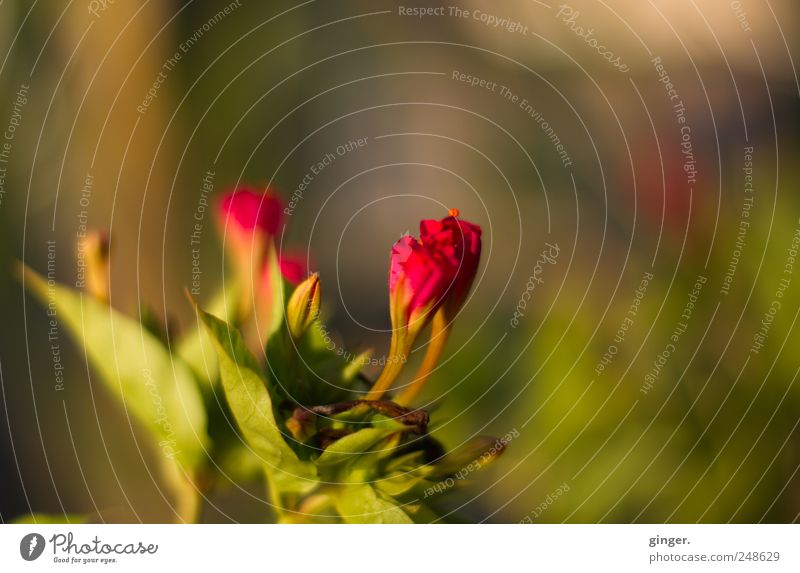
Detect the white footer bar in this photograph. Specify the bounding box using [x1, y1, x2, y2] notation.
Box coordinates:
[1, 524, 798, 572]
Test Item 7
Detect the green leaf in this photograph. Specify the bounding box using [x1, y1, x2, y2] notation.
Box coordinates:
[196, 305, 317, 493]
[179, 241, 281, 385]
[315, 427, 396, 473]
[376, 471, 432, 497]
[335, 484, 413, 524]
[383, 450, 427, 474]
[176, 281, 241, 385]
[20, 265, 207, 471]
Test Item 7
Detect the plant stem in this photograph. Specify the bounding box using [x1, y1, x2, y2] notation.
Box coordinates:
[396, 309, 450, 406]
[365, 327, 408, 400]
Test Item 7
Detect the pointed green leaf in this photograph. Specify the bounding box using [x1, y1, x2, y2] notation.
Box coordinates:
[383, 450, 427, 474]
[335, 484, 413, 524]
[315, 427, 396, 469]
[21, 265, 207, 470]
[376, 471, 432, 497]
[196, 305, 317, 493]
[176, 281, 241, 384]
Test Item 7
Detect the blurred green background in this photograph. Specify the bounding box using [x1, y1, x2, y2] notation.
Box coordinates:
[1, 0, 799, 523]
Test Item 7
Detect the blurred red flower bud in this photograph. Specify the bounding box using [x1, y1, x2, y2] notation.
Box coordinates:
[217, 186, 310, 347]
[217, 186, 309, 287]
[218, 186, 283, 236]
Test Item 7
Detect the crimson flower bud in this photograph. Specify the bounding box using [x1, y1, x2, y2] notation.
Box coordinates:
[389, 235, 453, 332]
[218, 187, 283, 239]
[419, 208, 482, 319]
[217, 187, 310, 338]
[367, 209, 482, 401]
[217, 187, 283, 284]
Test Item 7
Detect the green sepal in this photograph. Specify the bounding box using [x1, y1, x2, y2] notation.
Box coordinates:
[315, 427, 397, 479]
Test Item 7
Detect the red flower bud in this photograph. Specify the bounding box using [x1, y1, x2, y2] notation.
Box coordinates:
[218, 186, 283, 236]
[419, 211, 482, 318]
[217, 186, 309, 349]
[217, 186, 310, 287]
[389, 235, 453, 329]
[390, 211, 482, 333]
[368, 210, 482, 401]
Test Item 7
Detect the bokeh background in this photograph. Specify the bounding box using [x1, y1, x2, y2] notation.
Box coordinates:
[1, 0, 799, 523]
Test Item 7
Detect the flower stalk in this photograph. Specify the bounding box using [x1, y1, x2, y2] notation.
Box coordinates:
[396, 307, 451, 405]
